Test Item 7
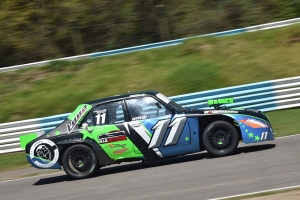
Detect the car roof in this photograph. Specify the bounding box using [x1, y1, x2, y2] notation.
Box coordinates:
[85, 90, 159, 105]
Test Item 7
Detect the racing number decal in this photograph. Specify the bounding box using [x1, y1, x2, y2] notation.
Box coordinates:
[132, 117, 187, 149]
[261, 131, 268, 140]
[149, 119, 170, 148]
[94, 109, 107, 125]
[164, 117, 187, 146]
[95, 113, 106, 125]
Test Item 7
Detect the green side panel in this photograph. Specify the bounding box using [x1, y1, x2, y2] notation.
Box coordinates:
[79, 125, 143, 161]
[101, 138, 140, 160]
[207, 98, 234, 106]
[67, 104, 92, 120]
[20, 133, 38, 149]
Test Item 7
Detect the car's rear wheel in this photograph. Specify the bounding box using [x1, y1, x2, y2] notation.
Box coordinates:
[62, 144, 99, 179]
[202, 120, 239, 157]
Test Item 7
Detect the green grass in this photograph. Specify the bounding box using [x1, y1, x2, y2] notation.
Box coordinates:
[267, 109, 300, 136]
[0, 152, 30, 173]
[0, 23, 300, 123]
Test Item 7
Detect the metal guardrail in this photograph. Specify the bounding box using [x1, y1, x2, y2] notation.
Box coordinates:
[0, 76, 299, 154]
[1, 17, 300, 73]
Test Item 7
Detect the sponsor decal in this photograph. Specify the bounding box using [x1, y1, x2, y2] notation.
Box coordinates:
[93, 109, 107, 115]
[132, 115, 147, 121]
[29, 139, 59, 168]
[204, 110, 238, 114]
[98, 130, 127, 144]
[107, 144, 127, 149]
[107, 144, 129, 154]
[239, 118, 268, 128]
[66, 105, 88, 133]
[114, 148, 129, 154]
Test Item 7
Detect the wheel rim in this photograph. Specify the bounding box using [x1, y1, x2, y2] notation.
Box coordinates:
[207, 125, 233, 150]
[66, 148, 94, 174]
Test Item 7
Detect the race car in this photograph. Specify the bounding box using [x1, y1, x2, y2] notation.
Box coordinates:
[20, 91, 274, 179]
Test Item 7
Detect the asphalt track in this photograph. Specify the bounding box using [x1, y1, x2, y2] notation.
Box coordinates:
[1, 135, 300, 200]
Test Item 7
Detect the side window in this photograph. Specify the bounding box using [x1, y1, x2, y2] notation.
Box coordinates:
[126, 96, 171, 120]
[83, 101, 125, 126]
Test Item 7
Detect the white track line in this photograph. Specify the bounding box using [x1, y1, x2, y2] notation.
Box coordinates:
[0, 172, 64, 184]
[275, 134, 300, 139]
[208, 185, 300, 200]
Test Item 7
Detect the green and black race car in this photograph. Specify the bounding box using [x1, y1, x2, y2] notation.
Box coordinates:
[20, 91, 274, 179]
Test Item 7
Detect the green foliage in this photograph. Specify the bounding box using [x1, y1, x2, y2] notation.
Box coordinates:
[1, 0, 300, 67]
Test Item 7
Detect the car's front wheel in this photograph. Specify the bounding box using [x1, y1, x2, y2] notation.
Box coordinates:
[62, 144, 99, 179]
[202, 120, 239, 157]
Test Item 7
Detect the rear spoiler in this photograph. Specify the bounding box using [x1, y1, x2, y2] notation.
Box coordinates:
[207, 98, 234, 109]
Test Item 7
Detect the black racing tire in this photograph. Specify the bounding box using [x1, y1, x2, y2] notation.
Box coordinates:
[202, 120, 239, 157]
[62, 144, 99, 179]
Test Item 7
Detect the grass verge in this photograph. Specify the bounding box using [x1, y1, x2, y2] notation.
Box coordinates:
[0, 23, 300, 122]
[0, 152, 30, 173]
[267, 108, 300, 136]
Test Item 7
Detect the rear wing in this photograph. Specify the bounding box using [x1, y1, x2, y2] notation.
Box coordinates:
[207, 98, 234, 109]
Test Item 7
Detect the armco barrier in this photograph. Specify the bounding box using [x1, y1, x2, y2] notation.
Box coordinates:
[1, 17, 300, 73]
[0, 76, 299, 154]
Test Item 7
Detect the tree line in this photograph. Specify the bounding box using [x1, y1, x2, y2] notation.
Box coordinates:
[0, 0, 299, 67]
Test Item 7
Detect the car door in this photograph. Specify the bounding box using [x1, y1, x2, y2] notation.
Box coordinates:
[125, 96, 192, 158]
[80, 100, 143, 161]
